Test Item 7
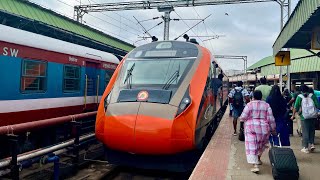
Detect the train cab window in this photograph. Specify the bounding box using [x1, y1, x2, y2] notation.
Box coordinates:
[63, 65, 80, 92]
[21, 60, 47, 92]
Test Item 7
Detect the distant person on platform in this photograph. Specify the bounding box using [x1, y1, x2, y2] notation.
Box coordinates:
[240, 90, 276, 173]
[255, 77, 271, 101]
[228, 81, 250, 136]
[211, 73, 224, 108]
[290, 86, 302, 136]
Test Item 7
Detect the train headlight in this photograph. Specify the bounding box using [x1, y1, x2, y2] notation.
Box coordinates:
[179, 98, 191, 110]
[176, 87, 191, 117]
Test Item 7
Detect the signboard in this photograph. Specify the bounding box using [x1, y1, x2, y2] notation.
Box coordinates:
[312, 27, 320, 50]
[275, 51, 290, 66]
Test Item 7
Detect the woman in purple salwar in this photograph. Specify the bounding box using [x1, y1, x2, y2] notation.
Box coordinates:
[240, 90, 276, 173]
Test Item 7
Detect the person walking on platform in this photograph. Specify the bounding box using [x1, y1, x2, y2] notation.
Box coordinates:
[228, 81, 250, 136]
[240, 90, 276, 173]
[290, 86, 302, 136]
[291, 85, 320, 153]
[267, 85, 290, 146]
[283, 89, 294, 136]
[255, 77, 271, 101]
[211, 74, 224, 112]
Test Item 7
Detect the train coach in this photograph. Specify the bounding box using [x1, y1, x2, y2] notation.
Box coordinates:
[95, 40, 229, 170]
[0, 24, 119, 127]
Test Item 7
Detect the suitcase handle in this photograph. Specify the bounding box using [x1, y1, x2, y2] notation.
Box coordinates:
[270, 134, 282, 147]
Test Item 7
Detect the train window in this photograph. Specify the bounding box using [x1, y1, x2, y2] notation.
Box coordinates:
[105, 71, 113, 87]
[121, 58, 193, 86]
[21, 60, 47, 92]
[64, 65, 80, 92]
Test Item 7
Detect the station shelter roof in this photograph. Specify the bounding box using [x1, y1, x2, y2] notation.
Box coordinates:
[247, 55, 273, 70]
[273, 0, 320, 55]
[0, 0, 135, 57]
[261, 49, 320, 76]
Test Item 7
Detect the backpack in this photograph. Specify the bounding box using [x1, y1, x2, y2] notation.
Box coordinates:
[299, 94, 317, 119]
[233, 89, 244, 109]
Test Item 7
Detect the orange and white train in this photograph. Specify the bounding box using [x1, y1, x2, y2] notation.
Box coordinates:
[95, 41, 228, 170]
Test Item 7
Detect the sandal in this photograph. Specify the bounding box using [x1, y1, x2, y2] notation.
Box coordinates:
[250, 167, 259, 173]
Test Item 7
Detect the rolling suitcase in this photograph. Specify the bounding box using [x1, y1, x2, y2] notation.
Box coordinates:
[238, 122, 245, 141]
[269, 134, 299, 180]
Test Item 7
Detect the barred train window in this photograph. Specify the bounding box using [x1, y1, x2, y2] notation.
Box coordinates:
[64, 65, 80, 92]
[21, 60, 47, 92]
[105, 71, 113, 88]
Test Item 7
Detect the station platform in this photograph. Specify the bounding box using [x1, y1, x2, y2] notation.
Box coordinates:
[190, 107, 320, 180]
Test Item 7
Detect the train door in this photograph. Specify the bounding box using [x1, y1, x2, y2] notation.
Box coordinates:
[84, 61, 100, 108]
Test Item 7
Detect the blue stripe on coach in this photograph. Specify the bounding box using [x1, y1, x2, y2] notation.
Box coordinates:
[0, 55, 102, 101]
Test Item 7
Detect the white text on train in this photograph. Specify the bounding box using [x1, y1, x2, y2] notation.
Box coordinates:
[69, 57, 78, 62]
[2, 47, 19, 57]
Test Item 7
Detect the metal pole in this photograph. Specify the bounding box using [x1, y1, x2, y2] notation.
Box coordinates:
[279, 0, 284, 91]
[163, 11, 171, 40]
[287, 0, 291, 91]
[8, 135, 19, 180]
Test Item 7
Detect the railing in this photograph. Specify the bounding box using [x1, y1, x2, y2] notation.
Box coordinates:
[0, 111, 97, 179]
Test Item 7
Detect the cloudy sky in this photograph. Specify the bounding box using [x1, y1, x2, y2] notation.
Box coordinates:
[32, 0, 299, 71]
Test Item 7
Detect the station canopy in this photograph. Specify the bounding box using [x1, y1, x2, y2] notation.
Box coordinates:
[273, 0, 320, 55]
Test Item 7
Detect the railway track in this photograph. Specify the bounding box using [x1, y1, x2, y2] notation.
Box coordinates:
[69, 164, 191, 180]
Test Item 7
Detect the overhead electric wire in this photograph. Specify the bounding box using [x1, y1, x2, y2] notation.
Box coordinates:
[174, 14, 211, 40]
[86, 13, 141, 36]
[85, 0, 143, 33]
[192, 7, 215, 52]
[54, 0, 139, 42]
[85, 22, 135, 43]
[203, 22, 215, 52]
[164, 1, 204, 43]
[34, 0, 136, 43]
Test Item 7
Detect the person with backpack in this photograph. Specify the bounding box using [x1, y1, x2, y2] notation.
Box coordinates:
[228, 81, 250, 136]
[291, 85, 320, 153]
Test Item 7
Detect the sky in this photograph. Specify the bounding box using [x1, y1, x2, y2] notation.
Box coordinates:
[32, 0, 300, 71]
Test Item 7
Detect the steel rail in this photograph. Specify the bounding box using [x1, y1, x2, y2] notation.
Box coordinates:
[0, 133, 95, 168]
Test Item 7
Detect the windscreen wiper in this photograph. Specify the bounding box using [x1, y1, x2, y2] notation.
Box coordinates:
[124, 63, 135, 89]
[162, 64, 180, 90]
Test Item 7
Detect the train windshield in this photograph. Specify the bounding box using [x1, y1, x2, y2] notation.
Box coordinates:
[121, 58, 194, 89]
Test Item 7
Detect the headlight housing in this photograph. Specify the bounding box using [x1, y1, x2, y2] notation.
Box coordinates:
[104, 93, 111, 111]
[176, 86, 191, 117]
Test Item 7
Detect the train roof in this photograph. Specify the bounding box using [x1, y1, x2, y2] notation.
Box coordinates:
[0, 24, 119, 64]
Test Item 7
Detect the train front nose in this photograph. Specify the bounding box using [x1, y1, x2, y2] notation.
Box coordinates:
[104, 102, 193, 154]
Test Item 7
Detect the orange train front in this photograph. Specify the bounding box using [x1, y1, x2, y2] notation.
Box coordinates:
[95, 41, 228, 170]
